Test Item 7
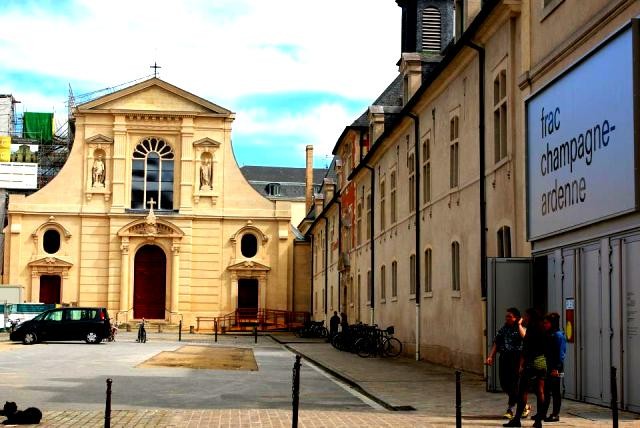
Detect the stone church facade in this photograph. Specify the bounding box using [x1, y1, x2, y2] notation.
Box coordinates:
[2, 78, 299, 326]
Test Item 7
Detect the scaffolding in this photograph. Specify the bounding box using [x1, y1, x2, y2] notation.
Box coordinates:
[6, 74, 156, 191]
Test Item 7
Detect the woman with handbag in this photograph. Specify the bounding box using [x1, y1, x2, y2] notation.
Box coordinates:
[504, 308, 547, 428]
[539, 312, 567, 423]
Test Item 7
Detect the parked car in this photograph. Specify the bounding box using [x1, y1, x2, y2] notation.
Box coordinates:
[9, 307, 111, 345]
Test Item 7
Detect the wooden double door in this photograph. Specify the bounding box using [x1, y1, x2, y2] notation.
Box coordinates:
[133, 245, 166, 319]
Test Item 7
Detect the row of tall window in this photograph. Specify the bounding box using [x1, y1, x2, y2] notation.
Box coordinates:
[348, 69, 508, 256]
[345, 226, 511, 307]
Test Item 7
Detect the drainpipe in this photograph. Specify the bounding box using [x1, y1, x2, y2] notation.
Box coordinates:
[362, 165, 375, 325]
[310, 234, 314, 318]
[336, 199, 342, 313]
[407, 112, 421, 361]
[324, 216, 329, 316]
[465, 41, 487, 299]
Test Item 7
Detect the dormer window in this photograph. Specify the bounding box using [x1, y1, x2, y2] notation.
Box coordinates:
[265, 183, 281, 196]
[421, 7, 441, 52]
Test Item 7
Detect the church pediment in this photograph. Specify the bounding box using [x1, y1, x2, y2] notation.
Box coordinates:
[77, 78, 232, 116]
[86, 134, 114, 144]
[117, 217, 185, 238]
[193, 137, 221, 147]
[227, 260, 271, 272]
[28, 256, 73, 268]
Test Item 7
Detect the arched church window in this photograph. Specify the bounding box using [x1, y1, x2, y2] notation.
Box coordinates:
[43, 229, 61, 254]
[241, 233, 258, 258]
[131, 137, 175, 210]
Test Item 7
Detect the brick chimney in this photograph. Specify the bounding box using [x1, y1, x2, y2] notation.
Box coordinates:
[305, 145, 314, 213]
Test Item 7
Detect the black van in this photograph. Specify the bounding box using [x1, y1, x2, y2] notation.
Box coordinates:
[10, 307, 111, 345]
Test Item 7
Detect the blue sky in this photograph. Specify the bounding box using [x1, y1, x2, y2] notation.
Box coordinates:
[0, 0, 401, 167]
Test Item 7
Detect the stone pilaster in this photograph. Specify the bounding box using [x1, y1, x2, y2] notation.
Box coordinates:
[179, 117, 194, 213]
[119, 238, 129, 314]
[111, 115, 128, 212]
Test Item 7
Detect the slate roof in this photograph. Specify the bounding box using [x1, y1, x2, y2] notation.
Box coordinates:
[372, 74, 403, 108]
[240, 166, 328, 200]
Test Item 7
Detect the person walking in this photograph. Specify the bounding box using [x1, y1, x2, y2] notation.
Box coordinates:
[540, 312, 566, 423]
[329, 311, 340, 340]
[504, 308, 547, 428]
[486, 307, 524, 419]
[340, 312, 349, 333]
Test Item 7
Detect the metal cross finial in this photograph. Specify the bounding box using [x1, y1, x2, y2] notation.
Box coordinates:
[150, 62, 161, 77]
[147, 197, 157, 210]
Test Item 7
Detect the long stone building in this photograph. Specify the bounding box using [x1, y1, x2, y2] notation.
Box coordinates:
[303, 0, 640, 411]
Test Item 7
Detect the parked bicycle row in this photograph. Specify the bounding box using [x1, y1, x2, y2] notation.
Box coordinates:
[294, 320, 328, 338]
[330, 322, 402, 358]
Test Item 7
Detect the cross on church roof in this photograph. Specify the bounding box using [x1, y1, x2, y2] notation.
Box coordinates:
[150, 62, 161, 77]
[147, 197, 156, 211]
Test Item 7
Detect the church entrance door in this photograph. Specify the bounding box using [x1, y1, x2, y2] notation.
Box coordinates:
[40, 275, 61, 304]
[133, 245, 166, 319]
[238, 278, 258, 317]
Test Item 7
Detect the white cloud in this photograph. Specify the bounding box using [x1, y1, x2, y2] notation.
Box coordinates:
[235, 102, 354, 156]
[1, 0, 401, 165]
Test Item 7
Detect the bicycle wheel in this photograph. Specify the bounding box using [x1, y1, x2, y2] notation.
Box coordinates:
[383, 337, 402, 357]
[331, 332, 343, 350]
[355, 337, 373, 358]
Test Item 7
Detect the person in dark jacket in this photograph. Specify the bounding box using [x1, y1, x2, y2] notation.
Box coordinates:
[486, 307, 524, 419]
[540, 312, 566, 423]
[329, 311, 340, 339]
[340, 312, 349, 333]
[504, 308, 547, 428]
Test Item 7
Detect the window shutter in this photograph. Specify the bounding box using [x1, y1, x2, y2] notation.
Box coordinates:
[422, 8, 441, 52]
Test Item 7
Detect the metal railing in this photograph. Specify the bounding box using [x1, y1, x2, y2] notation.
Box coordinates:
[197, 308, 309, 333]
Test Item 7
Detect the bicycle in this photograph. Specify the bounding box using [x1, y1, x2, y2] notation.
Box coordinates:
[356, 326, 402, 358]
[136, 318, 147, 343]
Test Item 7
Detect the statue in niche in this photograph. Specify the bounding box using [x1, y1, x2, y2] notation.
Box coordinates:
[200, 157, 212, 190]
[92, 154, 105, 187]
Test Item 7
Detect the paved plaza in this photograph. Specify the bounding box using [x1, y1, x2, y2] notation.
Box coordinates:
[0, 331, 638, 427]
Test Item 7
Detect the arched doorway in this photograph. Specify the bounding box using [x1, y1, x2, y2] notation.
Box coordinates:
[134, 245, 166, 319]
[40, 275, 61, 304]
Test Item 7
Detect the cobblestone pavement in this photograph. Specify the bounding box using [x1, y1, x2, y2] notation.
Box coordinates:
[1, 331, 639, 427]
[30, 408, 640, 427]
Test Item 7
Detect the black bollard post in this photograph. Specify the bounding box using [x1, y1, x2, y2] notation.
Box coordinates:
[214, 320, 218, 342]
[455, 370, 462, 428]
[104, 378, 112, 428]
[179, 319, 182, 342]
[611, 366, 619, 428]
[292, 355, 301, 428]
[254, 325, 258, 344]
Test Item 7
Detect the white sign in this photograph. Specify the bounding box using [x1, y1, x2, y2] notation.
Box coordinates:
[527, 28, 636, 240]
[0, 162, 38, 189]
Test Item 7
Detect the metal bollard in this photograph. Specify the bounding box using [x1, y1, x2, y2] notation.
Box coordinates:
[189, 325, 195, 334]
[104, 378, 112, 428]
[611, 366, 619, 428]
[214, 320, 218, 343]
[292, 355, 301, 428]
[179, 319, 182, 342]
[455, 370, 461, 428]
[254, 325, 258, 344]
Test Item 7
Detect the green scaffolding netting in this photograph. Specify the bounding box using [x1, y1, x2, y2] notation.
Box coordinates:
[23, 112, 54, 141]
